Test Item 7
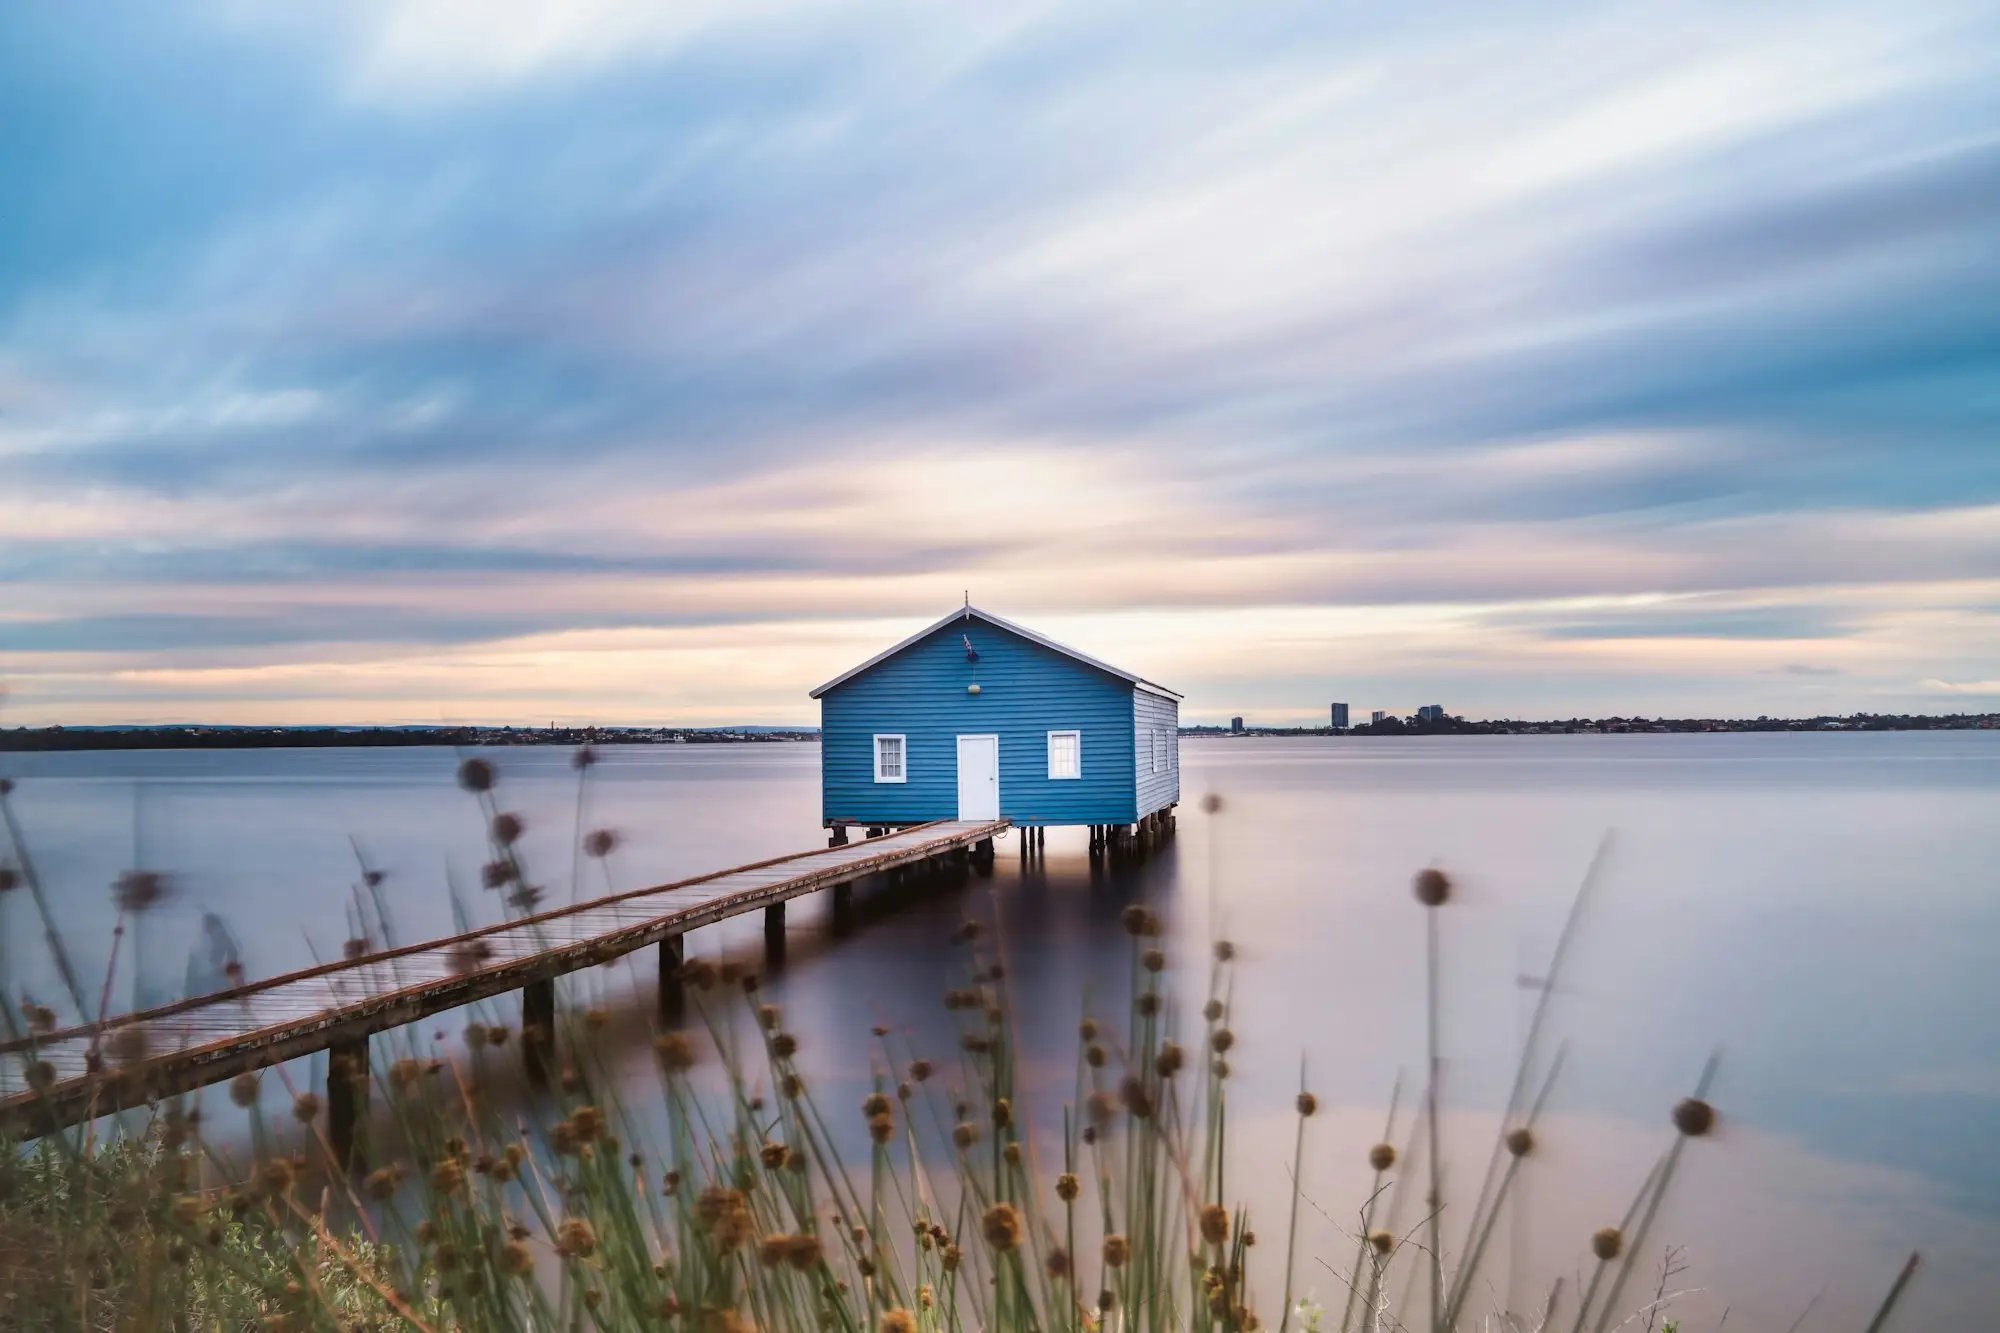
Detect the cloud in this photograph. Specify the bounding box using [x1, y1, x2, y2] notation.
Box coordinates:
[0, 1, 1997, 720]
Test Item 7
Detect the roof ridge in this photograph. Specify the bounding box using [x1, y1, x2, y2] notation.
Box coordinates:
[808, 606, 1180, 699]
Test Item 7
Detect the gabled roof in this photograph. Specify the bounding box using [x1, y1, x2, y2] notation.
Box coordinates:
[809, 606, 1182, 700]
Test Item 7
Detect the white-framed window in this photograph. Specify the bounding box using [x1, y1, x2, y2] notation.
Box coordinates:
[1047, 729, 1081, 780]
[1152, 728, 1167, 774]
[873, 734, 907, 783]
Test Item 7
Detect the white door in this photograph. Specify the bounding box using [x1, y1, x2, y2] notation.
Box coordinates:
[956, 734, 999, 820]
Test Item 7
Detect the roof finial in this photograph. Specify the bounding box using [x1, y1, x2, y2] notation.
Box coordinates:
[964, 589, 970, 610]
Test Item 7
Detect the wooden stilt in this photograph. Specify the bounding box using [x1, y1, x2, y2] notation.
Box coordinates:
[764, 902, 786, 967]
[658, 933, 685, 1025]
[327, 1037, 367, 1170]
[523, 978, 555, 1087]
[829, 825, 849, 847]
[831, 881, 855, 935]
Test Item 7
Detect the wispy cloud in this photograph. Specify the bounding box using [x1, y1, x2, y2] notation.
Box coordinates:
[1, 1, 1997, 721]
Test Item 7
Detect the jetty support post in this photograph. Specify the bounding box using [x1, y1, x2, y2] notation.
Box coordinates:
[764, 901, 786, 966]
[328, 1034, 368, 1170]
[658, 933, 685, 1025]
[831, 881, 855, 936]
[523, 977, 556, 1087]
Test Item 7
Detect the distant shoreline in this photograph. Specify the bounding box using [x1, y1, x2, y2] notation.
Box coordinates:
[4, 713, 1995, 751]
[1192, 712, 1999, 737]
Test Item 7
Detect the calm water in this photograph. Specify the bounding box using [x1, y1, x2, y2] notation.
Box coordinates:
[4, 734, 1998, 1329]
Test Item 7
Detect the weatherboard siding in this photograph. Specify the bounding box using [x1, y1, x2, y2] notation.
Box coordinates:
[820, 619, 1138, 826]
[1132, 688, 1181, 818]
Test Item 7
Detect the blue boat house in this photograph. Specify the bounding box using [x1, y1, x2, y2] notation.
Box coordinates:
[811, 606, 1181, 854]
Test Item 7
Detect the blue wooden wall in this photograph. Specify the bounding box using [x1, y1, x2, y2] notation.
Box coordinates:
[819, 618, 1140, 826]
[1132, 687, 1181, 818]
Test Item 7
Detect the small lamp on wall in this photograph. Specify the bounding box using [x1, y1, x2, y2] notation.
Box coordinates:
[967, 683, 982, 695]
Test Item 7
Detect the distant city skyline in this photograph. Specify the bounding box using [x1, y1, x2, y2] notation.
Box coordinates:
[3, 4, 1998, 726]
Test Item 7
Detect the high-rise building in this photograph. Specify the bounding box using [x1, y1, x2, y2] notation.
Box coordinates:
[1371, 710, 1386, 724]
[1330, 702, 1350, 729]
[1230, 716, 1244, 734]
[1416, 704, 1446, 722]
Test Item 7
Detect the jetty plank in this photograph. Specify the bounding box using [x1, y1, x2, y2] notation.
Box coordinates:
[0, 819, 1005, 1132]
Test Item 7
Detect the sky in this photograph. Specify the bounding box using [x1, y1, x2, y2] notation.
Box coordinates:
[2, 1, 1998, 727]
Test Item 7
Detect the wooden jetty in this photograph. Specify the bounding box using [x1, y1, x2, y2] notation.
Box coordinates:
[1, 819, 1006, 1158]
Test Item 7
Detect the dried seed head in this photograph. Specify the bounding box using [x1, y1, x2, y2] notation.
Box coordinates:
[1200, 793, 1225, 815]
[782, 1073, 804, 1099]
[342, 936, 371, 961]
[1199, 1204, 1230, 1246]
[1214, 940, 1236, 962]
[908, 1059, 934, 1082]
[491, 812, 525, 846]
[880, 1310, 918, 1333]
[953, 1122, 980, 1150]
[260, 1157, 296, 1196]
[480, 860, 515, 890]
[113, 870, 168, 913]
[869, 1113, 895, 1145]
[571, 1105, 605, 1143]
[486, 1024, 510, 1046]
[1412, 867, 1452, 907]
[571, 745, 598, 771]
[1203, 998, 1225, 1023]
[556, 1217, 598, 1258]
[1296, 1091, 1319, 1117]
[1156, 1043, 1186, 1078]
[1119, 1076, 1154, 1120]
[760, 1142, 791, 1170]
[1003, 1142, 1022, 1166]
[0, 866, 17, 893]
[1103, 1234, 1131, 1268]
[1142, 948, 1166, 973]
[786, 1234, 824, 1271]
[457, 758, 495, 792]
[584, 829, 618, 859]
[759, 1004, 781, 1031]
[501, 1240, 533, 1276]
[1056, 1171, 1081, 1202]
[1673, 1097, 1717, 1138]
[1086, 1043, 1107, 1068]
[1210, 1029, 1236, 1054]
[363, 1165, 405, 1200]
[292, 1092, 320, 1124]
[1086, 1090, 1116, 1125]
[1119, 904, 1149, 936]
[991, 1097, 1013, 1129]
[1591, 1226, 1623, 1261]
[772, 1032, 799, 1058]
[982, 1202, 1023, 1251]
[653, 1031, 699, 1071]
[1368, 1142, 1397, 1172]
[941, 1243, 962, 1273]
[1369, 1230, 1394, 1255]
[1505, 1127, 1535, 1157]
[1136, 992, 1162, 1017]
[863, 1091, 892, 1118]
[229, 1072, 259, 1107]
